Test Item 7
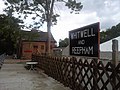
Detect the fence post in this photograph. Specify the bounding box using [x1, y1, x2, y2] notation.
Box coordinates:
[93, 58, 98, 90]
[112, 39, 118, 90]
[112, 39, 118, 66]
[72, 57, 75, 90]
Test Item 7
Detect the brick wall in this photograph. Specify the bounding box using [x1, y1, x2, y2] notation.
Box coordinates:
[21, 41, 56, 59]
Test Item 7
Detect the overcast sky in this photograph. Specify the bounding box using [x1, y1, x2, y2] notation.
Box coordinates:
[0, 0, 120, 44]
[51, 0, 120, 44]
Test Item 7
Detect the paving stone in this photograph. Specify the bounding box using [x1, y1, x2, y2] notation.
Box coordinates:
[0, 60, 70, 90]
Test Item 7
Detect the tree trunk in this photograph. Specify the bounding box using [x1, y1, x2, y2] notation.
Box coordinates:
[46, 0, 55, 55]
[47, 20, 51, 55]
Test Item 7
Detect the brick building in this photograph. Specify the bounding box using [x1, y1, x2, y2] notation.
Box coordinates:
[21, 30, 56, 59]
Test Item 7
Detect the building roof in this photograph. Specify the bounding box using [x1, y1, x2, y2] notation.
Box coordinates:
[100, 36, 120, 51]
[21, 30, 56, 43]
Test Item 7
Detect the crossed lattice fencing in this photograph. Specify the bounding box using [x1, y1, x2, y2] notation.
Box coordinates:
[32, 55, 120, 90]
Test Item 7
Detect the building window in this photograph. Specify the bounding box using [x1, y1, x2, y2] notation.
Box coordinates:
[41, 45, 44, 50]
[33, 45, 38, 49]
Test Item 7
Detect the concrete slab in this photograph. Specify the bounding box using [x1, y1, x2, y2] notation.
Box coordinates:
[0, 63, 71, 90]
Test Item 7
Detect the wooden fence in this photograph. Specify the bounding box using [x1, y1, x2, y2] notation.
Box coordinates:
[32, 55, 120, 90]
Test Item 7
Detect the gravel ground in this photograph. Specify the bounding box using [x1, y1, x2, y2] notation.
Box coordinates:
[0, 62, 70, 90]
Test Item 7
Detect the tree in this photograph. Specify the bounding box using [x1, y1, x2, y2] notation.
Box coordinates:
[3, 0, 83, 54]
[59, 38, 69, 47]
[0, 14, 22, 55]
[100, 23, 120, 43]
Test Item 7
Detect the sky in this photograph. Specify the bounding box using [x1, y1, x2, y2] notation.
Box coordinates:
[0, 0, 120, 45]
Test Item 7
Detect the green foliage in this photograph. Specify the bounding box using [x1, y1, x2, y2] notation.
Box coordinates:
[3, 0, 83, 53]
[0, 14, 22, 54]
[65, 0, 83, 14]
[100, 23, 120, 43]
[3, 0, 83, 28]
[59, 38, 69, 47]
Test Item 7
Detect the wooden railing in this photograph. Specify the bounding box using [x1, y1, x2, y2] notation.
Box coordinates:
[32, 55, 120, 90]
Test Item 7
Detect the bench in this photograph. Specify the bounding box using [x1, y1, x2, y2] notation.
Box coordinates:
[26, 61, 38, 71]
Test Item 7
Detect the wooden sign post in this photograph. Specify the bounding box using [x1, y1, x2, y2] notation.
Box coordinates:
[112, 39, 118, 66]
[112, 39, 118, 88]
